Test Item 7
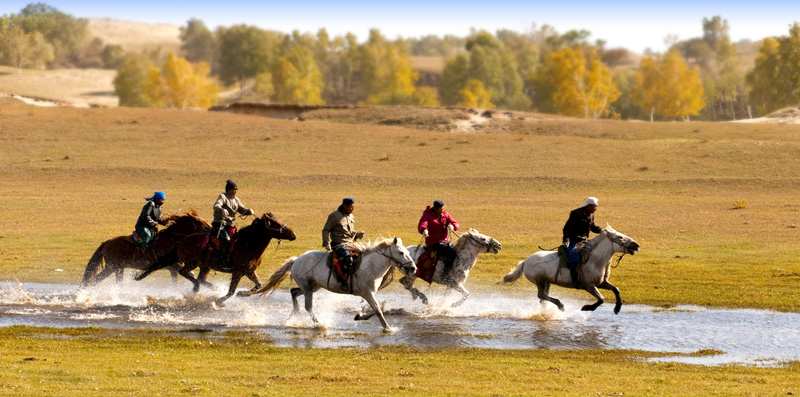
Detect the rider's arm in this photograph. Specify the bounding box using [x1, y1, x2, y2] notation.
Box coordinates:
[418, 214, 429, 235]
[142, 202, 158, 228]
[321, 213, 336, 246]
[446, 212, 459, 231]
[213, 194, 227, 220]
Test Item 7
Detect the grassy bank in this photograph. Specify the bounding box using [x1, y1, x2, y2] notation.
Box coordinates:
[0, 326, 797, 395]
[1, 100, 799, 311]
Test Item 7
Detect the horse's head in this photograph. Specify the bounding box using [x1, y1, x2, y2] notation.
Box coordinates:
[386, 237, 417, 277]
[461, 228, 502, 254]
[258, 212, 297, 241]
[604, 225, 639, 255]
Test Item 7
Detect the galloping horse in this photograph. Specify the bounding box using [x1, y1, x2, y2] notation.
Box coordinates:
[80, 209, 210, 287]
[503, 226, 640, 314]
[136, 213, 295, 304]
[400, 229, 501, 307]
[244, 237, 417, 331]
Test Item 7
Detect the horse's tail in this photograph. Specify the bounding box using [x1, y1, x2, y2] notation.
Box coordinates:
[502, 260, 525, 284]
[243, 257, 296, 296]
[80, 243, 106, 287]
[134, 246, 178, 281]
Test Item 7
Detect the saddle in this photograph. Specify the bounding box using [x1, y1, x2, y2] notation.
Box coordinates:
[326, 249, 362, 284]
[557, 243, 586, 269]
[414, 246, 439, 284]
[201, 226, 238, 256]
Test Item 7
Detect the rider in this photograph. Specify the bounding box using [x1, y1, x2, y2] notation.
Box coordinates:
[211, 179, 255, 268]
[562, 196, 602, 289]
[135, 191, 167, 255]
[322, 197, 365, 276]
[418, 200, 460, 282]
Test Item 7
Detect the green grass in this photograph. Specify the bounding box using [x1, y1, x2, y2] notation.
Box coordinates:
[1, 100, 800, 314]
[0, 326, 798, 396]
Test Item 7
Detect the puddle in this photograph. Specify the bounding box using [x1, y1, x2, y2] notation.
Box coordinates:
[1, 281, 798, 367]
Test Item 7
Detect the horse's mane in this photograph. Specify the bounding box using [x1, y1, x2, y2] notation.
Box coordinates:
[346, 238, 396, 255]
[578, 226, 627, 264]
[453, 229, 482, 251]
[162, 208, 210, 231]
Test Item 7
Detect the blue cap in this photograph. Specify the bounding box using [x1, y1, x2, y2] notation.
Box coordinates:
[343, 197, 355, 205]
[146, 191, 166, 201]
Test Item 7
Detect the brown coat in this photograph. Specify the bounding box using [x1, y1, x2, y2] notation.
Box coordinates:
[322, 206, 356, 248]
[213, 193, 253, 226]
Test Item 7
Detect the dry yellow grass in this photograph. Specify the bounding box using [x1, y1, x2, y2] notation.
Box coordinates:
[1, 100, 799, 311]
[0, 66, 117, 107]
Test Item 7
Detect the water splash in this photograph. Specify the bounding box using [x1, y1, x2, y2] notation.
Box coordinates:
[1, 281, 799, 367]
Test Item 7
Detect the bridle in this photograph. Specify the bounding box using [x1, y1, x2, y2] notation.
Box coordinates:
[450, 229, 498, 253]
[377, 246, 416, 274]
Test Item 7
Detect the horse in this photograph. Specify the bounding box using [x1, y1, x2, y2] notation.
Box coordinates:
[502, 226, 640, 314]
[135, 213, 295, 304]
[400, 229, 502, 307]
[243, 237, 417, 331]
[80, 209, 211, 287]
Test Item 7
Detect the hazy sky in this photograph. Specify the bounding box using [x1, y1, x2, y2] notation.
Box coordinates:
[3, 0, 799, 52]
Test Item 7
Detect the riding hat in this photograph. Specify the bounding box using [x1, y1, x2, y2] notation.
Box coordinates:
[581, 197, 599, 207]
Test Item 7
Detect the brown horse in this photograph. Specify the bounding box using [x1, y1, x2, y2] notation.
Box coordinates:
[80, 209, 211, 287]
[136, 213, 296, 303]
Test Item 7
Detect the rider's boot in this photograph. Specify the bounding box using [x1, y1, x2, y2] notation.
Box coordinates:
[569, 267, 582, 289]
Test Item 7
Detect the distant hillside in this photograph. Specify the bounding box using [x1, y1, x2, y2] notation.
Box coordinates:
[87, 18, 181, 53]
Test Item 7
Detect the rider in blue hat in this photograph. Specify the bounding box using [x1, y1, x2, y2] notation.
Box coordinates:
[135, 191, 167, 255]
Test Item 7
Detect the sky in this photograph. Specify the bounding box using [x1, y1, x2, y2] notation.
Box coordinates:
[3, 0, 800, 53]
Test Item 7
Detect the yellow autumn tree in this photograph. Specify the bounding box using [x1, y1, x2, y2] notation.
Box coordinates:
[634, 51, 705, 121]
[360, 29, 419, 105]
[271, 45, 324, 105]
[546, 46, 619, 118]
[144, 51, 219, 109]
[458, 79, 494, 108]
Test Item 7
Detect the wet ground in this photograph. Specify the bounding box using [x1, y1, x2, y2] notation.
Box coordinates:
[1, 280, 798, 367]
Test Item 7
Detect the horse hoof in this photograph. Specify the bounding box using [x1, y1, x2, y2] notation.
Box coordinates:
[614, 306, 621, 315]
[581, 305, 595, 311]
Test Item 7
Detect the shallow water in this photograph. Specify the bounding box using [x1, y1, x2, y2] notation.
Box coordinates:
[1, 280, 798, 367]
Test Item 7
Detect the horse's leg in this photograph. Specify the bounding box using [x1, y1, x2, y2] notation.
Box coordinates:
[303, 288, 318, 324]
[537, 281, 564, 311]
[169, 267, 179, 283]
[399, 275, 428, 305]
[362, 290, 391, 330]
[217, 273, 243, 304]
[581, 285, 605, 312]
[450, 283, 470, 308]
[290, 288, 302, 315]
[597, 281, 622, 314]
[196, 267, 215, 289]
[93, 265, 117, 285]
[179, 264, 201, 293]
[244, 272, 262, 292]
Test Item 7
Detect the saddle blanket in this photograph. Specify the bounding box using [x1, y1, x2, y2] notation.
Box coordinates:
[414, 246, 439, 284]
[327, 249, 362, 282]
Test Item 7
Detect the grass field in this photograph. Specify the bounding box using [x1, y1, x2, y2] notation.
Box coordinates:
[2, 99, 800, 394]
[2, 98, 799, 311]
[1, 326, 797, 396]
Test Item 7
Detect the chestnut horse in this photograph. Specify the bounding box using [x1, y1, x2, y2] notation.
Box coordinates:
[80, 209, 211, 287]
[136, 213, 296, 304]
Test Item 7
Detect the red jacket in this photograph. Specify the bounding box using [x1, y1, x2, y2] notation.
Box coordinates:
[418, 206, 460, 246]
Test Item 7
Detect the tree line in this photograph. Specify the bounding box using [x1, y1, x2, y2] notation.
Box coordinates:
[2, 3, 800, 119]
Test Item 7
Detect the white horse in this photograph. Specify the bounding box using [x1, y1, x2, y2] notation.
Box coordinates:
[244, 237, 416, 331]
[400, 229, 501, 307]
[503, 226, 639, 314]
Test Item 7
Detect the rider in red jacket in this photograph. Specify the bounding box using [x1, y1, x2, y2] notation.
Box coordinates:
[418, 200, 460, 282]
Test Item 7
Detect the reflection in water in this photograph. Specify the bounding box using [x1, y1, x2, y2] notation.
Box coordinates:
[1, 281, 799, 367]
